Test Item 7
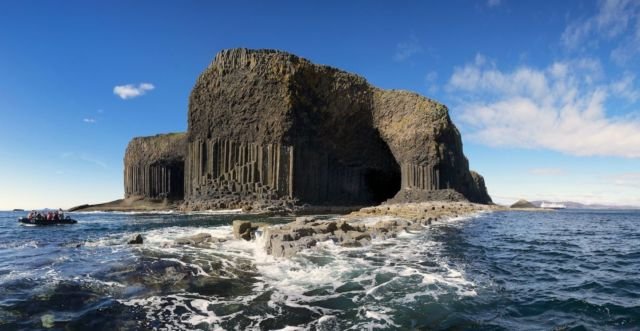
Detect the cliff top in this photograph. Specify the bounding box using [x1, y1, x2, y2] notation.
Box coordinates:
[125, 132, 187, 165]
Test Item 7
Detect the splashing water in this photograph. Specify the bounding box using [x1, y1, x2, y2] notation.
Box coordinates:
[0, 209, 638, 330]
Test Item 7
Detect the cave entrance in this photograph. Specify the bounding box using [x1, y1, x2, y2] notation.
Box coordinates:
[364, 162, 401, 205]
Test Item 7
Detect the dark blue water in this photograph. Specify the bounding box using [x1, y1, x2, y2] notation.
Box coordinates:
[0, 209, 638, 330]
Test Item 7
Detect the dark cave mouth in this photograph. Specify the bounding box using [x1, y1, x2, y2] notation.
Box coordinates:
[363, 164, 401, 205]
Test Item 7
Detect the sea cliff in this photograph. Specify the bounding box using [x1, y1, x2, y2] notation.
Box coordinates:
[72, 48, 491, 213]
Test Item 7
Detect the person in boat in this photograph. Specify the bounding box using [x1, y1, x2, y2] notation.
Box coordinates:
[58, 208, 64, 220]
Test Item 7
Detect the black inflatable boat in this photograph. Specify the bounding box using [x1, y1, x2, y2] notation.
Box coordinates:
[18, 218, 77, 225]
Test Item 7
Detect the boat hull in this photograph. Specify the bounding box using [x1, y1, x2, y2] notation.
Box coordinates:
[18, 218, 77, 225]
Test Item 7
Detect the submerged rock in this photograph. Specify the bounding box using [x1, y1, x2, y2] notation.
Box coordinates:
[41, 314, 55, 328]
[232, 220, 269, 241]
[232, 220, 252, 240]
[174, 233, 212, 245]
[127, 234, 144, 245]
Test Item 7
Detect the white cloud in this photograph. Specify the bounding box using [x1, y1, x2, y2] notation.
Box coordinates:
[487, 0, 501, 7]
[83, 118, 96, 123]
[113, 83, 155, 99]
[425, 71, 439, 94]
[610, 72, 640, 102]
[393, 35, 422, 62]
[447, 54, 640, 158]
[561, 0, 640, 64]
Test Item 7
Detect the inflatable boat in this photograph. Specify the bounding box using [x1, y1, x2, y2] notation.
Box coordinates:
[18, 217, 77, 225]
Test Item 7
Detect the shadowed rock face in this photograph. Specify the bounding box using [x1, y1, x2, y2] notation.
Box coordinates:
[184, 48, 492, 206]
[124, 133, 186, 200]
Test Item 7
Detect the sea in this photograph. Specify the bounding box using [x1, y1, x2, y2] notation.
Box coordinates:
[0, 208, 638, 330]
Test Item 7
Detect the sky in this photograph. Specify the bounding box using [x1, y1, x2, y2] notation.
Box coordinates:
[1, 0, 639, 209]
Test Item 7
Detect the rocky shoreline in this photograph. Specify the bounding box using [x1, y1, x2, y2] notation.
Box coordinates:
[232, 201, 501, 258]
[67, 197, 179, 212]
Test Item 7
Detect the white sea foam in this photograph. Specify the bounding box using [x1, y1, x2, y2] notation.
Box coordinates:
[113, 211, 482, 330]
[0, 240, 38, 249]
[121, 292, 260, 330]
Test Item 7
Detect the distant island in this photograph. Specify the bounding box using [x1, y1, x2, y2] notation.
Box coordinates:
[510, 199, 537, 209]
[72, 48, 492, 213]
[530, 201, 640, 210]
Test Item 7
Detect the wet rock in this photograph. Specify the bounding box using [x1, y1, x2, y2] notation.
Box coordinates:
[41, 314, 55, 328]
[128, 234, 143, 245]
[232, 220, 269, 241]
[316, 315, 339, 331]
[232, 220, 252, 240]
[175, 233, 212, 245]
[271, 236, 318, 258]
[256, 202, 498, 258]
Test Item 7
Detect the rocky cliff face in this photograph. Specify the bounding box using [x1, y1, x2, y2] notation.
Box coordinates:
[372, 90, 491, 203]
[124, 133, 186, 200]
[184, 48, 491, 208]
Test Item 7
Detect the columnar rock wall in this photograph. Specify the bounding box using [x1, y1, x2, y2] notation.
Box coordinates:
[123, 50, 492, 208]
[184, 48, 492, 206]
[185, 139, 293, 200]
[124, 133, 186, 200]
[371, 89, 490, 203]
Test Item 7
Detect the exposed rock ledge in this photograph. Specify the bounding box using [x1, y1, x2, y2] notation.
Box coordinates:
[68, 196, 179, 212]
[233, 201, 502, 257]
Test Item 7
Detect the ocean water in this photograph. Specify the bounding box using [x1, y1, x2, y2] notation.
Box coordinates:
[0, 209, 638, 330]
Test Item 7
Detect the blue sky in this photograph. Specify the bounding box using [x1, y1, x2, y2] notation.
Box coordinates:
[1, 0, 639, 209]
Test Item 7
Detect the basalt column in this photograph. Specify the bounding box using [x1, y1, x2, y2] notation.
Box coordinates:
[184, 48, 492, 208]
[372, 89, 492, 204]
[184, 139, 294, 200]
[124, 133, 186, 200]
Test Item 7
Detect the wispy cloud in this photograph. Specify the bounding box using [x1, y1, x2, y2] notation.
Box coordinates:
[83, 118, 96, 124]
[561, 0, 640, 64]
[487, 0, 501, 7]
[447, 54, 640, 158]
[425, 71, 439, 94]
[393, 35, 422, 62]
[113, 83, 155, 100]
[60, 152, 108, 169]
[610, 72, 640, 102]
[608, 172, 640, 188]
